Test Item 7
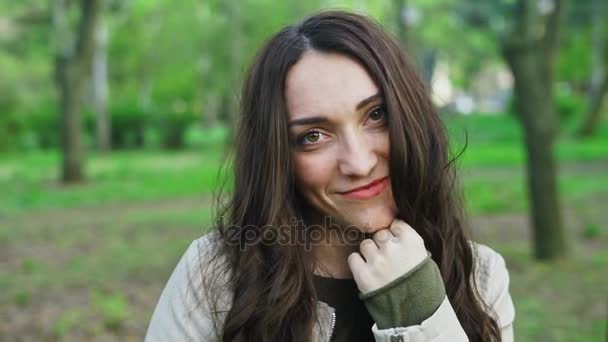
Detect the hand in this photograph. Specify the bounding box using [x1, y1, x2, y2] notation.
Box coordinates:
[347, 219, 428, 294]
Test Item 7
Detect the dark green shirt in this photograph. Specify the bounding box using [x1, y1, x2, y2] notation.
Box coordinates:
[313, 275, 375, 342]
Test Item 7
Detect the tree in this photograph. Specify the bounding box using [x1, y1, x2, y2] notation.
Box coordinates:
[393, 0, 411, 50]
[53, 0, 103, 182]
[577, 0, 608, 137]
[92, 13, 110, 151]
[391, 0, 437, 84]
[501, 0, 566, 259]
[460, 0, 566, 259]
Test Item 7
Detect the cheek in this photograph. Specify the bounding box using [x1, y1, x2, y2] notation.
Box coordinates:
[370, 131, 390, 161]
[292, 153, 335, 194]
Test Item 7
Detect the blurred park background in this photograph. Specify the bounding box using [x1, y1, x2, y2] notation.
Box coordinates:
[0, 0, 607, 340]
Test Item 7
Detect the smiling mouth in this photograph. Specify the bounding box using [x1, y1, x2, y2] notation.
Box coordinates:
[339, 176, 390, 200]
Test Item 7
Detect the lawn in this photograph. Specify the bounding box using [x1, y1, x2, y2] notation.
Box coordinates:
[0, 115, 606, 341]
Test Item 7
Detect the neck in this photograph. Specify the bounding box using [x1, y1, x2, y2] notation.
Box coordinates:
[312, 232, 360, 279]
[303, 211, 368, 279]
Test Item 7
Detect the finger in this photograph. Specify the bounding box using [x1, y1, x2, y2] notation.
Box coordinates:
[373, 229, 394, 245]
[347, 252, 368, 290]
[391, 219, 426, 248]
[347, 252, 366, 272]
[359, 238, 379, 262]
[389, 219, 411, 237]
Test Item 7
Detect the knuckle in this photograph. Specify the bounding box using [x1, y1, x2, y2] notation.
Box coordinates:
[361, 238, 375, 248]
[395, 219, 410, 228]
[389, 224, 402, 235]
[374, 230, 391, 243]
[390, 219, 403, 228]
[390, 220, 411, 234]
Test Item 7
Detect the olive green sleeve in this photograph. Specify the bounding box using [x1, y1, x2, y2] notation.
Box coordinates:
[358, 253, 446, 329]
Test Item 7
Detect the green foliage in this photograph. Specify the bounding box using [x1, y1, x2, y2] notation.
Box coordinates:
[91, 289, 130, 332]
[0, 56, 27, 151]
[502, 90, 584, 127]
[557, 10, 591, 86]
[151, 110, 199, 149]
[105, 99, 200, 150]
[2, 0, 603, 155]
[21, 258, 44, 274]
[0, 111, 26, 151]
[106, 100, 148, 149]
[185, 125, 229, 148]
[53, 310, 81, 338]
[26, 104, 60, 149]
[554, 85, 586, 123]
[582, 223, 602, 240]
[590, 249, 608, 268]
[444, 112, 523, 144]
[13, 288, 30, 306]
[16, 99, 202, 151]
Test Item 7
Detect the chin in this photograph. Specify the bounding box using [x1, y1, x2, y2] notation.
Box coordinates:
[332, 187, 399, 234]
[304, 194, 398, 234]
[354, 217, 394, 233]
[343, 206, 397, 234]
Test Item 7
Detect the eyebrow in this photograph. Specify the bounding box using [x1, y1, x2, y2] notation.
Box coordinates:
[288, 93, 383, 128]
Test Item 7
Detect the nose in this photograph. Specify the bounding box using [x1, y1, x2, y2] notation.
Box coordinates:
[337, 130, 377, 177]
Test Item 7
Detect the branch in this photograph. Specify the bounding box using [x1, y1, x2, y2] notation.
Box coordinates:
[501, 0, 532, 57]
[75, 0, 102, 75]
[542, 0, 563, 51]
[14, 10, 51, 25]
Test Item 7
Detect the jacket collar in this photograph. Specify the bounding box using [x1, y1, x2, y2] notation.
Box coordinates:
[313, 301, 336, 342]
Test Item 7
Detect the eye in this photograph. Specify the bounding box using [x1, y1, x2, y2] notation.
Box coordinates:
[296, 130, 325, 146]
[368, 106, 387, 124]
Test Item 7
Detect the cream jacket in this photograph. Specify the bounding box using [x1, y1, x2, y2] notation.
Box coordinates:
[146, 232, 515, 341]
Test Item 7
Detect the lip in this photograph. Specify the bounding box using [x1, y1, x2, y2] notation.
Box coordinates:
[339, 176, 390, 200]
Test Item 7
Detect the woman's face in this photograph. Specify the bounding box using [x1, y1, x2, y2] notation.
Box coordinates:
[286, 50, 398, 233]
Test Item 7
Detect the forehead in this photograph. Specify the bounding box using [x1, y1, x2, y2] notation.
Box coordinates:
[285, 50, 379, 120]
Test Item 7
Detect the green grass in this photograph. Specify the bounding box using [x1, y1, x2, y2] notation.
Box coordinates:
[0, 147, 232, 216]
[445, 114, 608, 167]
[489, 242, 608, 342]
[462, 172, 608, 215]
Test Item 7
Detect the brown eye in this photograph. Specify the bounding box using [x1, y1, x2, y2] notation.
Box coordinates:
[369, 107, 387, 122]
[297, 130, 322, 146]
[305, 131, 320, 143]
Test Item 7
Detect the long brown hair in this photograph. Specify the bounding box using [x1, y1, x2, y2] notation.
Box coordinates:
[204, 10, 501, 342]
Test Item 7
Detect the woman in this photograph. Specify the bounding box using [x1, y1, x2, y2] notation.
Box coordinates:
[146, 10, 515, 342]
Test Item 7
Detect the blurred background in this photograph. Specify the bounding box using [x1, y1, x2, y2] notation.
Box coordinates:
[0, 0, 606, 340]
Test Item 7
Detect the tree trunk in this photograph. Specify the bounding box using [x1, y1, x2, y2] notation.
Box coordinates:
[502, 0, 566, 260]
[202, 91, 220, 128]
[578, 70, 608, 137]
[393, 0, 410, 51]
[421, 48, 437, 86]
[577, 0, 607, 137]
[53, 0, 102, 183]
[56, 54, 85, 182]
[226, 0, 241, 126]
[92, 15, 110, 151]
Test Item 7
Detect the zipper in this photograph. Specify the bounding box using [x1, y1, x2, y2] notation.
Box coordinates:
[328, 311, 336, 341]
